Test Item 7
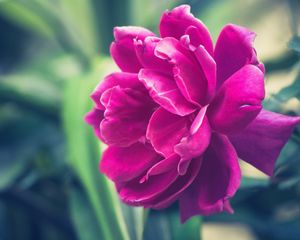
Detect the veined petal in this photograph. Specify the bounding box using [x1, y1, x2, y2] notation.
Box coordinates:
[228, 110, 300, 176]
[118, 167, 178, 205]
[110, 26, 155, 72]
[146, 107, 191, 158]
[179, 133, 241, 222]
[100, 143, 161, 182]
[175, 106, 211, 175]
[207, 65, 265, 134]
[100, 86, 156, 147]
[159, 5, 213, 55]
[193, 45, 217, 102]
[155, 37, 208, 105]
[134, 36, 173, 73]
[214, 24, 262, 87]
[138, 69, 196, 116]
[140, 154, 180, 183]
[91, 72, 141, 109]
[148, 157, 203, 209]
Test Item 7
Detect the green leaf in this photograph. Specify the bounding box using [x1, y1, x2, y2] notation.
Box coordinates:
[0, 73, 61, 117]
[57, 0, 100, 59]
[62, 58, 131, 240]
[121, 206, 146, 240]
[0, 104, 61, 190]
[69, 186, 103, 240]
[144, 211, 172, 240]
[0, 0, 56, 38]
[169, 213, 201, 240]
[144, 210, 201, 240]
[0, 54, 83, 118]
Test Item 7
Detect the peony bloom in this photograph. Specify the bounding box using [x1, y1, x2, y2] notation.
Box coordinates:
[85, 5, 300, 222]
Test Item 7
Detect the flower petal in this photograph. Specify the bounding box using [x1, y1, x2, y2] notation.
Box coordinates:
[146, 107, 190, 157]
[100, 143, 161, 182]
[134, 36, 173, 73]
[110, 26, 155, 72]
[228, 110, 300, 176]
[138, 69, 196, 116]
[179, 133, 241, 222]
[148, 157, 203, 209]
[91, 72, 141, 109]
[214, 24, 262, 87]
[175, 106, 211, 174]
[159, 5, 213, 55]
[207, 65, 265, 134]
[155, 37, 208, 105]
[118, 167, 179, 205]
[84, 108, 104, 140]
[142, 154, 180, 181]
[179, 34, 217, 103]
[193, 45, 217, 102]
[100, 85, 155, 147]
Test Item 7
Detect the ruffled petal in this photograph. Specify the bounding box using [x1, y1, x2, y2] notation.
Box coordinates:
[155, 37, 208, 105]
[84, 108, 104, 140]
[175, 106, 211, 174]
[134, 36, 173, 73]
[146, 107, 191, 157]
[100, 143, 161, 182]
[141, 154, 180, 182]
[110, 26, 155, 72]
[207, 65, 265, 134]
[214, 24, 262, 87]
[228, 110, 300, 176]
[118, 167, 178, 205]
[159, 5, 213, 55]
[138, 69, 196, 116]
[179, 133, 241, 222]
[193, 45, 216, 102]
[119, 155, 202, 208]
[179, 34, 217, 102]
[100, 85, 155, 147]
[91, 72, 141, 109]
[148, 157, 203, 209]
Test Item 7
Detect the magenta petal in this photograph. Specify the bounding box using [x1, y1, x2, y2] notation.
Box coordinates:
[118, 168, 178, 205]
[155, 37, 207, 105]
[159, 5, 213, 55]
[100, 86, 155, 147]
[208, 65, 265, 134]
[138, 69, 196, 116]
[229, 110, 300, 176]
[146, 107, 190, 157]
[91, 72, 141, 109]
[179, 133, 241, 222]
[175, 106, 211, 174]
[149, 157, 203, 209]
[100, 143, 161, 182]
[142, 154, 180, 182]
[194, 45, 217, 102]
[84, 108, 104, 140]
[134, 36, 173, 73]
[110, 26, 155, 72]
[214, 24, 262, 87]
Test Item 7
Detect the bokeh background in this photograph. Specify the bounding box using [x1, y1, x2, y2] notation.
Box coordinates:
[1, 0, 300, 240]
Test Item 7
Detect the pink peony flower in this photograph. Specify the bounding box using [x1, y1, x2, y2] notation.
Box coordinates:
[85, 5, 300, 222]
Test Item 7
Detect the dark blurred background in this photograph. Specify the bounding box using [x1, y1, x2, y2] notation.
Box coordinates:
[0, 0, 300, 240]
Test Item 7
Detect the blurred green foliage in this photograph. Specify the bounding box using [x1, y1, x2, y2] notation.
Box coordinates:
[0, 0, 300, 240]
